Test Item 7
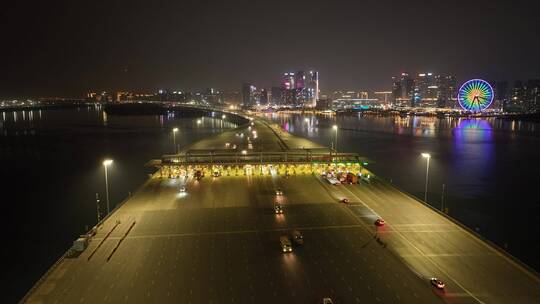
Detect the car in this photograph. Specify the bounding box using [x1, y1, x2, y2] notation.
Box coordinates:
[341, 198, 350, 204]
[326, 177, 340, 185]
[291, 230, 303, 245]
[274, 204, 283, 214]
[212, 171, 220, 177]
[280, 236, 292, 253]
[430, 278, 445, 289]
[323, 298, 333, 304]
[179, 186, 186, 193]
[375, 218, 385, 226]
[275, 189, 283, 196]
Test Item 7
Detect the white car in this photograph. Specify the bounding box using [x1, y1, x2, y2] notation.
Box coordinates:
[179, 186, 186, 193]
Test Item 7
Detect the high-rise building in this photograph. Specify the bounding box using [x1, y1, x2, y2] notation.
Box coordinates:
[414, 73, 437, 107]
[392, 73, 414, 107]
[306, 71, 319, 107]
[271, 87, 284, 105]
[525, 79, 540, 112]
[508, 81, 526, 112]
[203, 88, 222, 105]
[435, 75, 457, 108]
[505, 80, 540, 112]
[242, 83, 257, 107]
[392, 72, 458, 108]
[492, 81, 509, 110]
[222, 91, 240, 104]
[278, 70, 319, 107]
[282, 72, 295, 90]
[295, 71, 306, 90]
[260, 89, 269, 105]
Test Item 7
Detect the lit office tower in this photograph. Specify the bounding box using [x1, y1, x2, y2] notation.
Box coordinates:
[525, 79, 540, 112]
[414, 73, 437, 107]
[242, 83, 257, 107]
[392, 72, 414, 107]
[260, 88, 269, 105]
[295, 71, 306, 90]
[282, 72, 295, 90]
[271, 87, 284, 105]
[282, 72, 296, 105]
[435, 75, 457, 108]
[294, 71, 306, 105]
[306, 71, 319, 107]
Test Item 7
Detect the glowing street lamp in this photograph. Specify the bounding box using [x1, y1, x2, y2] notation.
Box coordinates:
[172, 127, 179, 154]
[332, 125, 338, 151]
[421, 153, 431, 203]
[222, 114, 226, 119]
[197, 119, 202, 124]
[102, 159, 113, 214]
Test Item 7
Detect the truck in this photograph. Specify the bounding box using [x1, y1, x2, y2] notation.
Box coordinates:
[72, 235, 89, 252]
[346, 173, 358, 184]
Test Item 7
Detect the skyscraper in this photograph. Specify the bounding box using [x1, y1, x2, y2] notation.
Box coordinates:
[525, 79, 540, 112]
[242, 83, 257, 107]
[391, 72, 414, 107]
[435, 75, 457, 108]
[282, 73, 295, 90]
[260, 88, 269, 105]
[271, 87, 284, 105]
[492, 81, 509, 110]
[414, 73, 437, 107]
[295, 71, 306, 90]
[306, 71, 319, 107]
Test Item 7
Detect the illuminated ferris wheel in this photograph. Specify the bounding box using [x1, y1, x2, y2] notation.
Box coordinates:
[457, 79, 494, 112]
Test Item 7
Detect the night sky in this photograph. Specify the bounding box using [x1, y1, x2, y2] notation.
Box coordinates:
[1, 0, 539, 98]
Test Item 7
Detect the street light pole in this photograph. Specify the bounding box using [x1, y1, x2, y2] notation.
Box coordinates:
[441, 183, 445, 212]
[103, 159, 113, 214]
[172, 128, 179, 154]
[95, 192, 101, 223]
[332, 125, 338, 151]
[421, 153, 430, 204]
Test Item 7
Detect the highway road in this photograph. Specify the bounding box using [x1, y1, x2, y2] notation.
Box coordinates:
[24, 116, 540, 303]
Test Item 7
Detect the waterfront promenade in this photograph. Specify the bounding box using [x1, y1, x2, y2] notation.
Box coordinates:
[24, 115, 540, 303]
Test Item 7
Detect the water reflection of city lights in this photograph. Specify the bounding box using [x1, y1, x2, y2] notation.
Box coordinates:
[454, 119, 493, 142]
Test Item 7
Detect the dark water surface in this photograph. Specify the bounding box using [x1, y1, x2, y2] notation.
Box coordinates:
[0, 106, 237, 302]
[264, 112, 540, 271]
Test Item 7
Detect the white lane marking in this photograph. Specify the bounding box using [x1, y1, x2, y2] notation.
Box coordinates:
[341, 184, 486, 304]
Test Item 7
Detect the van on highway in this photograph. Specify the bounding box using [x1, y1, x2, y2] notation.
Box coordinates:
[280, 236, 293, 253]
